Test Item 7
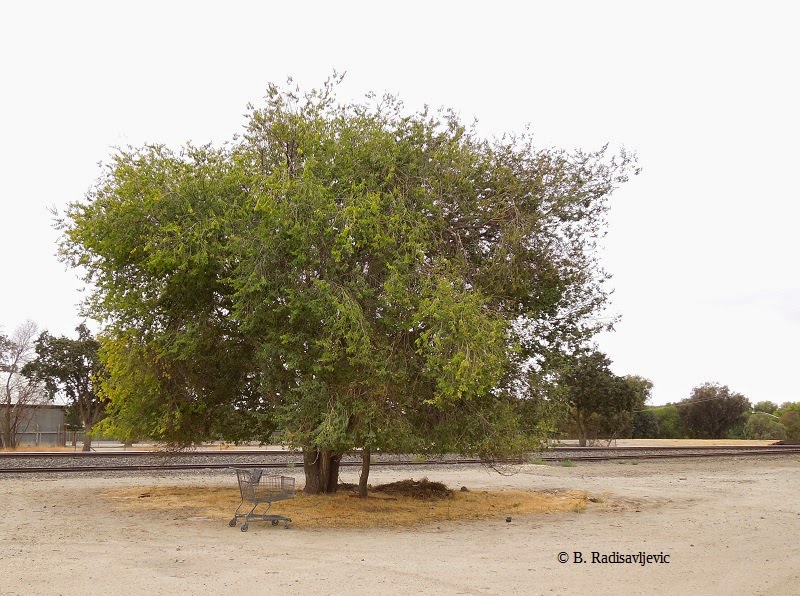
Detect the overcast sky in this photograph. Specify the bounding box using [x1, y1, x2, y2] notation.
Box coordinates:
[1, 1, 797, 406]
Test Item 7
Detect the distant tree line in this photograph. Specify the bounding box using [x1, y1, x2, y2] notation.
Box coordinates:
[633, 385, 798, 441]
[521, 347, 797, 443]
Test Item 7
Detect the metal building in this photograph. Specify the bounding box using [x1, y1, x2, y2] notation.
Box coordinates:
[1, 404, 67, 447]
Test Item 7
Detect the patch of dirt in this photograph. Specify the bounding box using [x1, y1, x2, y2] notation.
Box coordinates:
[2, 457, 799, 595]
[372, 477, 454, 500]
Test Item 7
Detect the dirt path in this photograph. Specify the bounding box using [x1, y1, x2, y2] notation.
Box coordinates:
[1, 456, 798, 595]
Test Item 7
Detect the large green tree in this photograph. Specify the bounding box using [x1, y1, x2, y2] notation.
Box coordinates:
[60, 77, 636, 493]
[22, 324, 106, 451]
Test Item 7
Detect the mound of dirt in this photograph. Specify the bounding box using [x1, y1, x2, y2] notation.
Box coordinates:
[373, 477, 454, 500]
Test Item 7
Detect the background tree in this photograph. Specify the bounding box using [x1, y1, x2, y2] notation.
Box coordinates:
[752, 400, 778, 415]
[1, 321, 47, 449]
[631, 408, 660, 438]
[778, 411, 800, 440]
[59, 77, 637, 492]
[557, 351, 639, 446]
[775, 402, 800, 440]
[22, 324, 105, 451]
[743, 413, 787, 440]
[678, 383, 750, 439]
[624, 375, 654, 438]
[651, 405, 684, 438]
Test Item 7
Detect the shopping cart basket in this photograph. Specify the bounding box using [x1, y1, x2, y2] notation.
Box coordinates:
[228, 468, 296, 532]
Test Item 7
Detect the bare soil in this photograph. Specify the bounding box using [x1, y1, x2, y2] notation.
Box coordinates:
[1, 455, 798, 595]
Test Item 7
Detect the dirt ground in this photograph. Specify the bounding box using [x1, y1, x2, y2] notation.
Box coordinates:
[1, 456, 798, 595]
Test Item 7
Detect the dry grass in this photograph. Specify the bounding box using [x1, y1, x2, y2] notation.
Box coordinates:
[101, 481, 588, 529]
[584, 439, 779, 448]
[0, 446, 79, 452]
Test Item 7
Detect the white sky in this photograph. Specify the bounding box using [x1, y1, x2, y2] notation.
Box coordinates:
[1, 1, 797, 406]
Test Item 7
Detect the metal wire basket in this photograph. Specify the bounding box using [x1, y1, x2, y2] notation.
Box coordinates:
[229, 468, 295, 532]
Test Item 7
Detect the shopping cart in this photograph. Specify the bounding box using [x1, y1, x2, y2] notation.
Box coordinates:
[228, 468, 296, 532]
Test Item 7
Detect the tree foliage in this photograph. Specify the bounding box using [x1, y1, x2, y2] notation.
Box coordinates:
[631, 408, 660, 439]
[678, 383, 751, 439]
[752, 400, 778, 415]
[743, 413, 787, 441]
[778, 411, 800, 440]
[59, 76, 636, 491]
[650, 405, 684, 439]
[774, 403, 800, 440]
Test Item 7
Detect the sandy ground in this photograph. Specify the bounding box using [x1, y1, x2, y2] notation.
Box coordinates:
[1, 456, 798, 596]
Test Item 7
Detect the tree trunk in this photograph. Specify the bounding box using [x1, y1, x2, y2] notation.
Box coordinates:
[359, 448, 371, 498]
[302, 449, 340, 494]
[2, 417, 17, 449]
[578, 426, 588, 447]
[81, 422, 93, 452]
[2, 406, 12, 448]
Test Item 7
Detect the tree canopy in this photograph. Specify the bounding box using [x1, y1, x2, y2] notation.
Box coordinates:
[59, 76, 637, 491]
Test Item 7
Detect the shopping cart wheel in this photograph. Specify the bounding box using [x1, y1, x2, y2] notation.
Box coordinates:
[241, 524, 249, 532]
[271, 520, 279, 526]
[229, 519, 237, 527]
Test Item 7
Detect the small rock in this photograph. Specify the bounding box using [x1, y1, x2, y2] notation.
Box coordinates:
[460, 486, 469, 492]
[506, 517, 512, 522]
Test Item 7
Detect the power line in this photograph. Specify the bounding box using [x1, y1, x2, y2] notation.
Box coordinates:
[633, 394, 747, 413]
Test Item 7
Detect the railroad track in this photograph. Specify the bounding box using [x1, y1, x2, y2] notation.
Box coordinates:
[1, 445, 799, 474]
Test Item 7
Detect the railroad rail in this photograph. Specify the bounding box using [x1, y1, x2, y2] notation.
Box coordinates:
[1, 445, 799, 474]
